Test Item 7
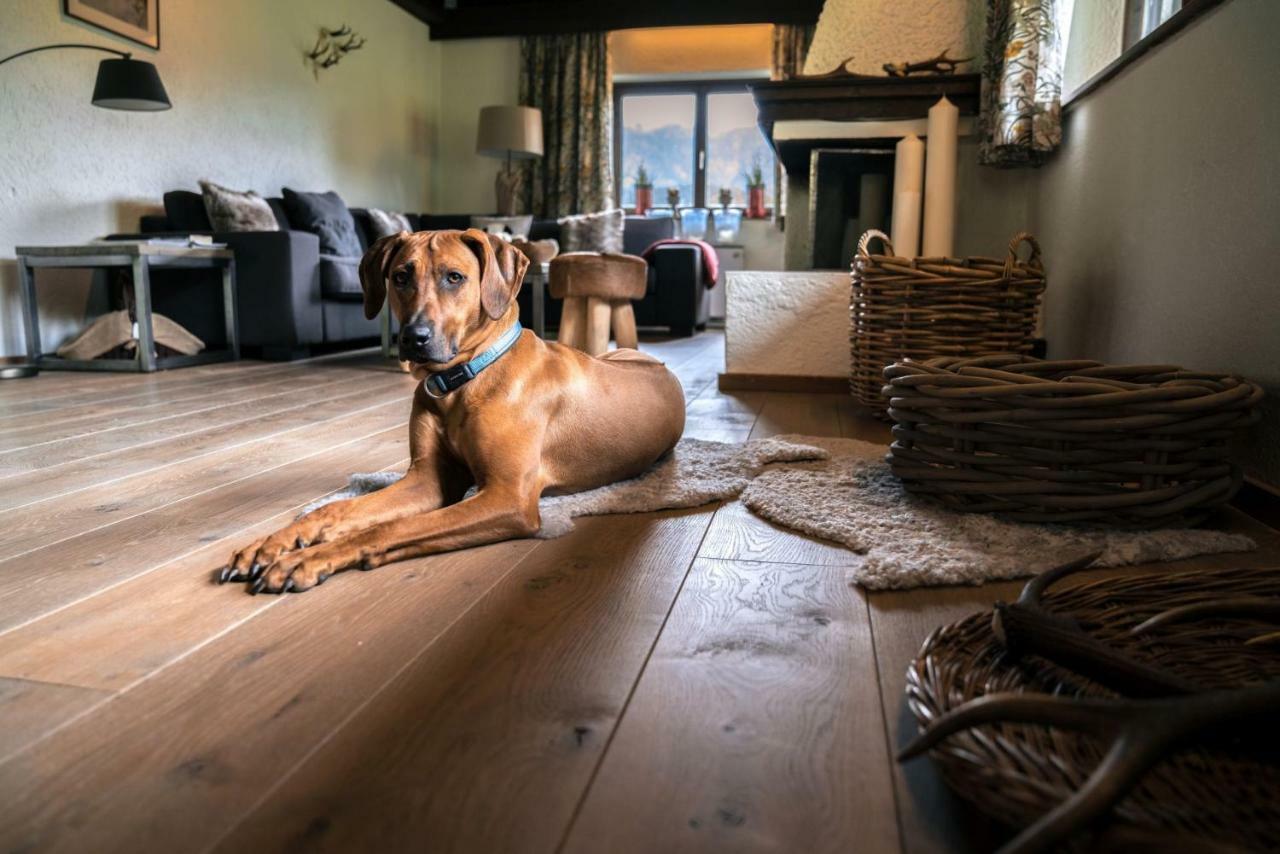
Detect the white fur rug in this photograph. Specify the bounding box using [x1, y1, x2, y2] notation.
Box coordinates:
[307, 434, 1256, 590]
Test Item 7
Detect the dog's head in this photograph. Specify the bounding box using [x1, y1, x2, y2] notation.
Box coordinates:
[359, 228, 529, 366]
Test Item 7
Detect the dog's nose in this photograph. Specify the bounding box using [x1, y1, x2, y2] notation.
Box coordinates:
[402, 323, 433, 347]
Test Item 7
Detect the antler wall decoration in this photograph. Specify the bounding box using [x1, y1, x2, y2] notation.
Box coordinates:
[306, 25, 366, 74]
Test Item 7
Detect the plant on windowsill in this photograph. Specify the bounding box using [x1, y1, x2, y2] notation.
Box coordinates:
[666, 187, 680, 209]
[718, 187, 733, 209]
[744, 156, 767, 219]
[634, 162, 653, 215]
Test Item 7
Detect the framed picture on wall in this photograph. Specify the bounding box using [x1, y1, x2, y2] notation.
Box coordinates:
[64, 0, 160, 50]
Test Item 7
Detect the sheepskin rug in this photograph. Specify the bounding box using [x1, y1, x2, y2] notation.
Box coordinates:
[307, 434, 1255, 590]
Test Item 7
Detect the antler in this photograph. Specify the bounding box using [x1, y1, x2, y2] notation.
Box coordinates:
[991, 552, 1202, 697]
[900, 682, 1280, 854]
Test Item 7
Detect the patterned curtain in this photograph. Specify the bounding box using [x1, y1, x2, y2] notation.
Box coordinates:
[518, 33, 614, 218]
[979, 0, 1066, 167]
[769, 24, 815, 218]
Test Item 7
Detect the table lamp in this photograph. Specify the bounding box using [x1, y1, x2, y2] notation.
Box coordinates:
[476, 105, 543, 216]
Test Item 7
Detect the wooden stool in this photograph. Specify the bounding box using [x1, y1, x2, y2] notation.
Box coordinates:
[549, 252, 647, 356]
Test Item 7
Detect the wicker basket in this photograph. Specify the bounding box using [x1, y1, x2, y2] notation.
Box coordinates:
[884, 355, 1263, 528]
[849, 230, 1046, 410]
[905, 567, 1280, 850]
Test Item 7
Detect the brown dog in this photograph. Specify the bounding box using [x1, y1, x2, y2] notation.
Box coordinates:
[218, 229, 686, 593]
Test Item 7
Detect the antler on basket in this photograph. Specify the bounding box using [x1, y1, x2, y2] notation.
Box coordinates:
[899, 682, 1280, 854]
[991, 552, 1203, 697]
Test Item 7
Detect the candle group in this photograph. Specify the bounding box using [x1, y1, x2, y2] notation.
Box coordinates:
[889, 97, 959, 259]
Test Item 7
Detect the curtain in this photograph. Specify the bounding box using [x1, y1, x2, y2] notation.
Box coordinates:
[769, 24, 815, 219]
[518, 33, 614, 218]
[979, 0, 1066, 167]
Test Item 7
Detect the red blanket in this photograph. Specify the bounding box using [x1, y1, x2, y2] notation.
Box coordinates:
[641, 238, 720, 288]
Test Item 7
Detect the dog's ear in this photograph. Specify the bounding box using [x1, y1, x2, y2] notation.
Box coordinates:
[460, 228, 530, 320]
[359, 231, 408, 320]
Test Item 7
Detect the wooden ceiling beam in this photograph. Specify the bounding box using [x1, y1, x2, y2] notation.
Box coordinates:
[391, 0, 823, 40]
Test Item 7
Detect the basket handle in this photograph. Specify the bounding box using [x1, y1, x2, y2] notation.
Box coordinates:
[1004, 232, 1043, 277]
[857, 229, 895, 259]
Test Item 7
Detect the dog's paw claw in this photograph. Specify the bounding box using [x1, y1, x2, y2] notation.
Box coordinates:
[216, 566, 231, 584]
[283, 577, 296, 593]
[250, 576, 267, 595]
[248, 562, 265, 582]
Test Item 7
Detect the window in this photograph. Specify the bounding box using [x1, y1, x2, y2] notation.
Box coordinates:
[1124, 0, 1183, 48]
[615, 80, 774, 211]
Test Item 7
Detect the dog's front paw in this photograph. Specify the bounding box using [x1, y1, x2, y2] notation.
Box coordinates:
[215, 519, 333, 584]
[248, 543, 372, 595]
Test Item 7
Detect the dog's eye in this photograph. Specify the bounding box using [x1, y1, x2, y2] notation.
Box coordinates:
[444, 271, 465, 286]
[391, 271, 410, 287]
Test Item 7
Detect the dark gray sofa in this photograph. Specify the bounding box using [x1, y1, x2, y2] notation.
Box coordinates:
[125, 193, 710, 360]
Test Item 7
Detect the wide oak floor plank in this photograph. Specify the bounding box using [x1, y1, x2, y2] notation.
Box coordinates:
[562, 557, 899, 854]
[213, 511, 713, 854]
[0, 677, 109, 761]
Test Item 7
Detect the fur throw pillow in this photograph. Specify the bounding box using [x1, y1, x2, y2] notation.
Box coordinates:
[366, 208, 413, 240]
[198, 180, 279, 232]
[557, 208, 625, 254]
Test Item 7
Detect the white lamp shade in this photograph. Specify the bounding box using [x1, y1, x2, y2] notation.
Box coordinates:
[476, 105, 543, 160]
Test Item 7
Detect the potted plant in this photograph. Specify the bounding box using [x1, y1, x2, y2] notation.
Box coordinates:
[634, 162, 653, 215]
[666, 186, 681, 209]
[744, 156, 767, 219]
[718, 186, 733, 209]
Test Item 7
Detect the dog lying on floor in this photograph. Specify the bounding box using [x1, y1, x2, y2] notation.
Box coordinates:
[217, 229, 686, 593]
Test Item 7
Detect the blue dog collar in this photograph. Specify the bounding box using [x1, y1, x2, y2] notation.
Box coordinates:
[423, 321, 523, 397]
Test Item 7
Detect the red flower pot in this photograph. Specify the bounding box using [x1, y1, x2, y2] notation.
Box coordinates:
[635, 185, 653, 215]
[747, 185, 767, 219]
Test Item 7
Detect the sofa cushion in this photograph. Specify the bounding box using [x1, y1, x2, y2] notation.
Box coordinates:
[163, 191, 214, 232]
[365, 208, 413, 240]
[417, 214, 473, 231]
[319, 254, 364, 302]
[622, 215, 675, 256]
[282, 188, 362, 257]
[557, 208, 625, 254]
[199, 181, 281, 232]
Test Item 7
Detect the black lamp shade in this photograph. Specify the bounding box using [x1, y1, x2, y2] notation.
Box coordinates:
[92, 58, 170, 111]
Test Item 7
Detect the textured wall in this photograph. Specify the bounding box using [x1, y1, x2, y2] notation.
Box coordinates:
[0, 0, 439, 357]
[433, 38, 521, 214]
[1062, 0, 1125, 95]
[804, 0, 985, 77]
[1033, 0, 1280, 486]
[724, 271, 849, 377]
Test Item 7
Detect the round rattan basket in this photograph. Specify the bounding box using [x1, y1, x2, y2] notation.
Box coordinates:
[905, 567, 1280, 850]
[849, 230, 1046, 410]
[884, 355, 1263, 528]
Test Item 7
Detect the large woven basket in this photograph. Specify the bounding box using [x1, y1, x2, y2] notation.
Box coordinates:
[884, 354, 1263, 528]
[849, 230, 1046, 410]
[905, 567, 1280, 849]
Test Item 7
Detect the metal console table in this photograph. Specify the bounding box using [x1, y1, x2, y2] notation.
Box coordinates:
[16, 242, 239, 372]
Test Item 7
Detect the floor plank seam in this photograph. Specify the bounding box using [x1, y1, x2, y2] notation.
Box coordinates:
[0, 422, 411, 566]
[552, 508, 720, 854]
[864, 594, 910, 854]
[196, 539, 548, 854]
[0, 453, 411, 640]
[0, 672, 115, 695]
[0, 394, 408, 514]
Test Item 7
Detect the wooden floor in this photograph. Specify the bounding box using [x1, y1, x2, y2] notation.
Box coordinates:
[1, 331, 1277, 854]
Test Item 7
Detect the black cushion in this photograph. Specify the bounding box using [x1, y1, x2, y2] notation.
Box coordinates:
[282, 188, 362, 257]
[416, 214, 472, 231]
[266, 198, 291, 230]
[319, 254, 363, 301]
[163, 191, 213, 232]
[622, 215, 674, 256]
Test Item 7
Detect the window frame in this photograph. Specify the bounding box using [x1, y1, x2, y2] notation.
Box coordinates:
[613, 78, 772, 213]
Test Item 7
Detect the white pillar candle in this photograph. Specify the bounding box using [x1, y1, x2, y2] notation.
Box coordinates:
[891, 133, 924, 257]
[923, 96, 959, 257]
